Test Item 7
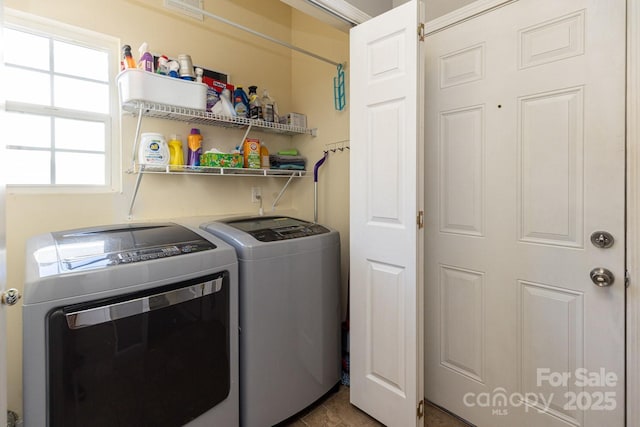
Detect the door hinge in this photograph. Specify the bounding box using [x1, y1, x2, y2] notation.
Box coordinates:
[417, 398, 425, 419]
[626, 269, 630, 288]
[418, 23, 425, 41]
[417, 210, 424, 229]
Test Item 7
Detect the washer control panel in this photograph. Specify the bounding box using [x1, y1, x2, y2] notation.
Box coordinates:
[224, 216, 329, 242]
[248, 223, 329, 242]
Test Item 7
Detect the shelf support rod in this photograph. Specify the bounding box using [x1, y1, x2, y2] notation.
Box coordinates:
[128, 170, 144, 219]
[240, 124, 253, 147]
[272, 173, 296, 211]
[131, 103, 145, 169]
[171, 0, 342, 67]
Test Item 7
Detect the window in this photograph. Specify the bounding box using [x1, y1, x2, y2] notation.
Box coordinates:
[3, 10, 120, 189]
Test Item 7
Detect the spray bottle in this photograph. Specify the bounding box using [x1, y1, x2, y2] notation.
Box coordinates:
[248, 85, 262, 120]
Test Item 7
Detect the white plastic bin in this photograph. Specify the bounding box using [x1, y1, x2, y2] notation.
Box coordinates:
[118, 69, 207, 110]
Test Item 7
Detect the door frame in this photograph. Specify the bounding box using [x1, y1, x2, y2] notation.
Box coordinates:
[425, 0, 639, 425]
[0, 0, 8, 424]
[626, 1, 640, 426]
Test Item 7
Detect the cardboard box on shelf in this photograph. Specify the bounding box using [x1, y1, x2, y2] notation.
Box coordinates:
[203, 76, 235, 111]
[243, 138, 261, 169]
[279, 112, 307, 129]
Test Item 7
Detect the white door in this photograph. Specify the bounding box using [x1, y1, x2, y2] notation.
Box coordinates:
[424, 0, 625, 426]
[349, 1, 424, 425]
[0, 1, 9, 424]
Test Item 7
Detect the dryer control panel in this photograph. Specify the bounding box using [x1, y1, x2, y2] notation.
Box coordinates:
[111, 241, 210, 265]
[50, 223, 216, 272]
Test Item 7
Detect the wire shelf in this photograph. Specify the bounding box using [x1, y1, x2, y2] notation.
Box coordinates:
[122, 100, 316, 136]
[128, 164, 307, 177]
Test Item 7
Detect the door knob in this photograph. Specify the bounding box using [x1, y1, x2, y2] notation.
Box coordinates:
[590, 268, 615, 287]
[1, 288, 21, 306]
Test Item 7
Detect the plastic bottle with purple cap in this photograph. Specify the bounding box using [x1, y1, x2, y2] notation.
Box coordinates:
[187, 128, 202, 167]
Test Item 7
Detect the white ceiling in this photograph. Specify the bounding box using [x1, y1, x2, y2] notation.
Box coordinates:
[344, 0, 394, 17]
[282, 0, 478, 32]
[345, 0, 477, 21]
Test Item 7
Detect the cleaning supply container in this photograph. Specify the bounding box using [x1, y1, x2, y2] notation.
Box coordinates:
[187, 128, 202, 167]
[138, 133, 169, 166]
[243, 138, 260, 169]
[233, 86, 250, 118]
[168, 135, 184, 167]
[137, 42, 154, 72]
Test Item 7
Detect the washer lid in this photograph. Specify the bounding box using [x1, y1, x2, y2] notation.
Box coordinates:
[49, 223, 216, 272]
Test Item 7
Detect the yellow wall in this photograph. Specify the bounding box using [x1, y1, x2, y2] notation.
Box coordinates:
[289, 11, 350, 317]
[4, 0, 349, 416]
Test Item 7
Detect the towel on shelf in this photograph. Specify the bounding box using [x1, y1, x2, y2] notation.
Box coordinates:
[270, 154, 306, 170]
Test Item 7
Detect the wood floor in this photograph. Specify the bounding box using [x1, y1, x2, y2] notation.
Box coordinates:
[280, 385, 472, 427]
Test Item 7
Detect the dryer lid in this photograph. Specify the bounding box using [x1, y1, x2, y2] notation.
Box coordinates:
[49, 223, 216, 272]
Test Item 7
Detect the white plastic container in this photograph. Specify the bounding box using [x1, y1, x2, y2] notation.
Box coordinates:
[118, 69, 207, 110]
[138, 133, 169, 166]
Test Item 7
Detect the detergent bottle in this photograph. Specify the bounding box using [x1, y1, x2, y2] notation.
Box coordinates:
[168, 135, 184, 167]
[233, 86, 250, 118]
[138, 42, 154, 72]
[187, 128, 203, 167]
[260, 143, 270, 168]
[138, 133, 169, 166]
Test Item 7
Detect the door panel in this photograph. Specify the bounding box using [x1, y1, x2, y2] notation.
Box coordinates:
[517, 281, 585, 425]
[350, 1, 423, 425]
[518, 87, 584, 247]
[440, 105, 485, 236]
[424, 0, 625, 426]
[439, 265, 484, 382]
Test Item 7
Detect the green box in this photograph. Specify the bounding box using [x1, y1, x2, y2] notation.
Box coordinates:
[201, 152, 243, 168]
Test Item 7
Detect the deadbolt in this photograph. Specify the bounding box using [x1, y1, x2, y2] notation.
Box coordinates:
[590, 231, 614, 249]
[590, 268, 615, 287]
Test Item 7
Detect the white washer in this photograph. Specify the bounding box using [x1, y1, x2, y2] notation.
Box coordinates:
[22, 222, 239, 427]
[200, 216, 341, 427]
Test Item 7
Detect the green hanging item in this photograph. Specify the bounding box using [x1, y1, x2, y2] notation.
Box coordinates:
[334, 63, 346, 111]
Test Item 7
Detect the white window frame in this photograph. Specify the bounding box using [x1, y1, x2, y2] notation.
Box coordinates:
[3, 8, 121, 193]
